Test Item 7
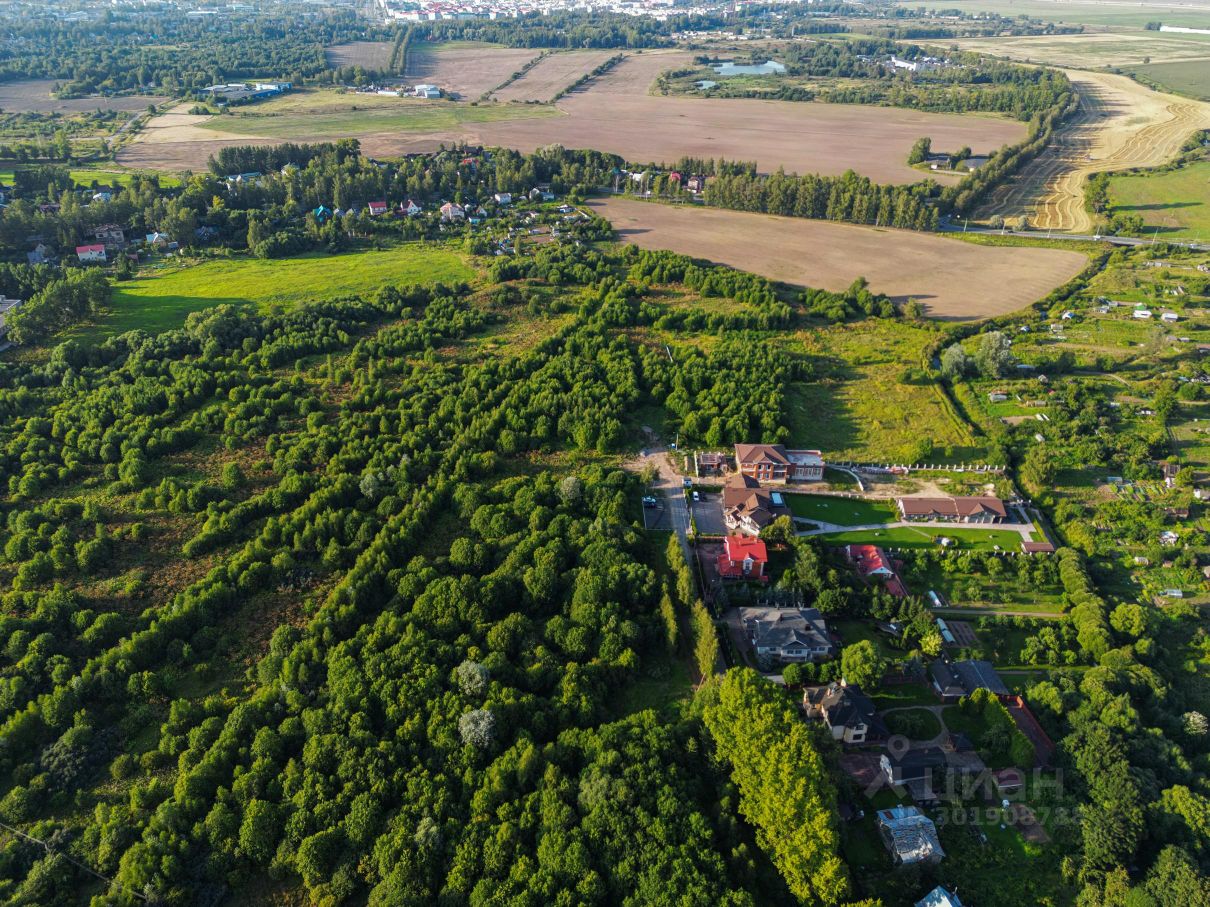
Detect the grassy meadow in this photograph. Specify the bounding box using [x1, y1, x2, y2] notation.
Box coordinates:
[0, 166, 181, 188]
[88, 245, 473, 338]
[899, 0, 1210, 28]
[786, 321, 983, 463]
[1126, 59, 1210, 100]
[1109, 160, 1210, 242]
[201, 89, 560, 139]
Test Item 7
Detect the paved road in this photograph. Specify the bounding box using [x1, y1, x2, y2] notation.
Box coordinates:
[629, 445, 730, 678]
[940, 219, 1210, 252]
[645, 447, 692, 560]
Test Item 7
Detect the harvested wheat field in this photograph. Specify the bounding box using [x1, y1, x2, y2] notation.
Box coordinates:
[0, 79, 167, 114]
[530, 52, 1025, 182]
[404, 43, 541, 99]
[978, 70, 1210, 233]
[116, 103, 272, 171]
[591, 197, 1087, 321]
[117, 47, 1025, 178]
[492, 50, 619, 102]
[951, 32, 1210, 68]
[325, 41, 396, 71]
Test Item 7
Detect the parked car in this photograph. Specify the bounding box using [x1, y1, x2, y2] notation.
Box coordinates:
[692, 491, 700, 502]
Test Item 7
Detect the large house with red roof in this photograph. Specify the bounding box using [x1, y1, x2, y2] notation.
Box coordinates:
[734, 443, 825, 484]
[716, 535, 769, 582]
[897, 496, 1007, 524]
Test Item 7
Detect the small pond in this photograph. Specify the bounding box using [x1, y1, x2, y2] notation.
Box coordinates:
[712, 60, 786, 76]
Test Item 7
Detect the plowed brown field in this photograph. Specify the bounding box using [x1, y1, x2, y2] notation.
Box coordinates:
[592, 197, 1087, 321]
[492, 50, 618, 102]
[119, 48, 1025, 183]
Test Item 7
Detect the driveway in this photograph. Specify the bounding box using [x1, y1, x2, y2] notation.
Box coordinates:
[691, 492, 727, 536]
[625, 444, 727, 676]
[626, 446, 691, 560]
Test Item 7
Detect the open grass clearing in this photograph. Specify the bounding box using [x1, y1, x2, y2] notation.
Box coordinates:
[951, 31, 1210, 68]
[591, 197, 1087, 322]
[1127, 58, 1210, 100]
[904, 0, 1210, 29]
[65, 166, 181, 188]
[198, 89, 561, 139]
[788, 320, 986, 463]
[1109, 159, 1210, 241]
[81, 244, 473, 339]
[913, 568, 1066, 612]
[325, 41, 395, 71]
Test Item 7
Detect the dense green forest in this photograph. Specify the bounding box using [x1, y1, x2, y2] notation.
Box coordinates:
[0, 231, 883, 904]
[0, 171, 1207, 900]
[0, 8, 371, 95]
[670, 38, 1072, 121]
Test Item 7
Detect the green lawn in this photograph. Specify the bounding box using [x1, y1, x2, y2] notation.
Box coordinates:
[870, 683, 937, 710]
[884, 707, 943, 740]
[784, 493, 897, 526]
[832, 619, 901, 660]
[201, 91, 560, 139]
[87, 245, 473, 338]
[818, 525, 1030, 551]
[940, 705, 986, 746]
[1109, 160, 1210, 242]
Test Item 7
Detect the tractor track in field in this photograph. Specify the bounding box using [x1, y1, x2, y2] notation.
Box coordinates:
[977, 70, 1210, 234]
